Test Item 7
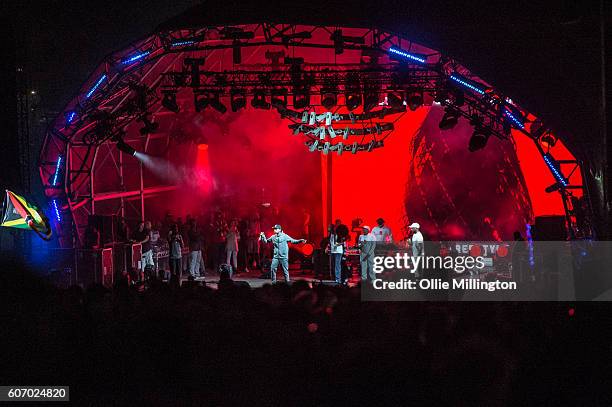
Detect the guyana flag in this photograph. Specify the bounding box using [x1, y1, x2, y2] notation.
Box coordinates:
[1, 190, 52, 241]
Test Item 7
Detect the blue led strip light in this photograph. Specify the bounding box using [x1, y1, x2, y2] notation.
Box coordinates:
[52, 199, 61, 222]
[122, 50, 151, 65]
[388, 47, 427, 64]
[85, 74, 107, 98]
[171, 40, 195, 47]
[52, 156, 63, 186]
[449, 74, 485, 95]
[504, 108, 525, 129]
[526, 224, 535, 266]
[66, 112, 76, 125]
[543, 153, 568, 187]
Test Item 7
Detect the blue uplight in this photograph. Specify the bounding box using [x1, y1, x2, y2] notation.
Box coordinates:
[449, 73, 485, 95]
[122, 50, 151, 65]
[543, 153, 568, 187]
[51, 199, 61, 223]
[388, 47, 427, 64]
[52, 156, 63, 186]
[86, 74, 107, 98]
[171, 40, 196, 47]
[66, 111, 76, 125]
[504, 108, 525, 129]
[526, 224, 535, 267]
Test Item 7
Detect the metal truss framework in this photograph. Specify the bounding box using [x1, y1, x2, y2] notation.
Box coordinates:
[39, 23, 591, 246]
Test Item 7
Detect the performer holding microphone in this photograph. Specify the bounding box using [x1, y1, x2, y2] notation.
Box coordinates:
[259, 224, 306, 283]
[358, 225, 377, 282]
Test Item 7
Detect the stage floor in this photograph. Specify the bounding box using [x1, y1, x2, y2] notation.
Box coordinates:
[178, 266, 349, 288]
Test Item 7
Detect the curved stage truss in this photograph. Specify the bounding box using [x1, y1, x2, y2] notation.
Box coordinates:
[39, 23, 590, 246]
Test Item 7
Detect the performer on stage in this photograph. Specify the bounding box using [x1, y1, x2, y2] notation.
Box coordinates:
[133, 221, 154, 281]
[358, 225, 377, 282]
[328, 224, 345, 284]
[259, 224, 306, 283]
[372, 218, 393, 243]
[168, 223, 184, 280]
[408, 222, 424, 277]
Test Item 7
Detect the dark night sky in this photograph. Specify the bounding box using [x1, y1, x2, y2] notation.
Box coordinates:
[9, 0, 606, 168]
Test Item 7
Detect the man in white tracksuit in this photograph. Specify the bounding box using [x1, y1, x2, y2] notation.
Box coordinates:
[409, 222, 425, 277]
[358, 225, 377, 281]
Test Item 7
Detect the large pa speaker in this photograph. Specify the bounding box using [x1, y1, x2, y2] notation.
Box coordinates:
[76, 248, 113, 288]
[534, 216, 567, 241]
[101, 248, 114, 288]
[313, 248, 331, 279]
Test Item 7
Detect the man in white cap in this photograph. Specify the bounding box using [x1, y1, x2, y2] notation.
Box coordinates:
[409, 222, 424, 277]
[260, 224, 306, 283]
[358, 225, 377, 281]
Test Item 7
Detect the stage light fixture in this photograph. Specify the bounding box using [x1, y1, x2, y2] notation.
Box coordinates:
[468, 128, 490, 152]
[194, 94, 209, 112]
[209, 98, 227, 114]
[346, 92, 362, 111]
[385, 92, 404, 109]
[530, 120, 546, 139]
[407, 91, 423, 111]
[251, 90, 271, 109]
[540, 132, 557, 148]
[293, 88, 310, 109]
[344, 73, 362, 111]
[161, 91, 180, 113]
[439, 107, 460, 130]
[503, 121, 512, 136]
[115, 136, 137, 156]
[453, 89, 465, 107]
[172, 73, 188, 87]
[271, 88, 288, 108]
[231, 89, 246, 112]
[320, 88, 337, 110]
[195, 91, 226, 113]
[139, 116, 159, 135]
[545, 182, 562, 193]
[363, 91, 380, 112]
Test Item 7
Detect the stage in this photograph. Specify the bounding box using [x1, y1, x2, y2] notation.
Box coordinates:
[177, 264, 345, 288]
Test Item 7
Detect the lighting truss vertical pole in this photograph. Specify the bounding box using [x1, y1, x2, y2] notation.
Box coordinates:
[600, 0, 609, 238]
[140, 159, 145, 222]
[320, 153, 332, 234]
[90, 149, 96, 216]
[560, 190, 576, 240]
[119, 150, 125, 219]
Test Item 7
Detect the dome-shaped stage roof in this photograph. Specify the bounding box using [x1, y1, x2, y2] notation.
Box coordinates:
[38, 20, 587, 246]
